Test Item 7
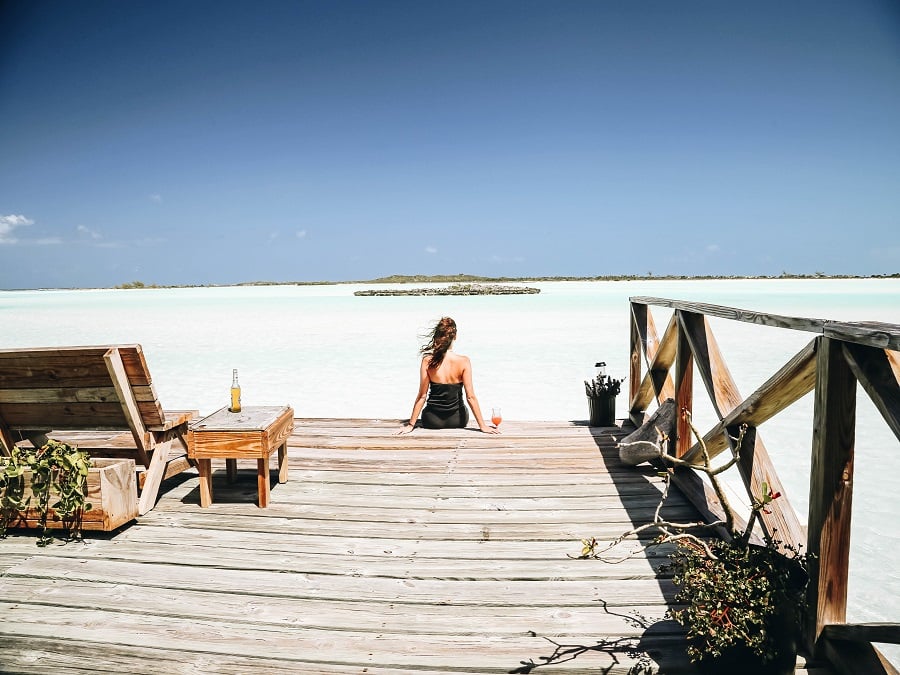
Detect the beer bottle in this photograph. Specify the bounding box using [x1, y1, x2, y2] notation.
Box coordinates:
[229, 369, 241, 413]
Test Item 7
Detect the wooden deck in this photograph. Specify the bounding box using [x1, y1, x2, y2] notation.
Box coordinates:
[0, 419, 830, 673]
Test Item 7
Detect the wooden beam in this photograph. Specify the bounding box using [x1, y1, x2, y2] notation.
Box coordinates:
[631, 312, 677, 414]
[0, 413, 15, 455]
[103, 348, 152, 468]
[629, 302, 645, 406]
[823, 622, 900, 645]
[629, 297, 900, 350]
[842, 343, 900, 443]
[629, 296, 826, 333]
[676, 311, 806, 552]
[683, 339, 818, 461]
[820, 637, 900, 675]
[674, 311, 693, 458]
[887, 349, 900, 386]
[807, 336, 857, 653]
[826, 321, 900, 351]
[678, 311, 741, 418]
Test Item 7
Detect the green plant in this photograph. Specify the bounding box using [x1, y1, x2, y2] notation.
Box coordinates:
[578, 413, 810, 670]
[0, 440, 93, 546]
[667, 535, 808, 668]
[584, 373, 624, 397]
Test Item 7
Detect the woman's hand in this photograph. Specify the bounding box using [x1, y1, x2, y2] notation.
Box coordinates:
[479, 424, 501, 434]
[397, 423, 415, 435]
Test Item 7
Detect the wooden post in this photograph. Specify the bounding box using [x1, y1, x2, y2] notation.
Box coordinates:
[0, 416, 15, 455]
[674, 310, 694, 458]
[807, 336, 857, 653]
[629, 302, 645, 417]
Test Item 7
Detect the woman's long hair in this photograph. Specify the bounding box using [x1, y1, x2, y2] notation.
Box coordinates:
[421, 317, 457, 370]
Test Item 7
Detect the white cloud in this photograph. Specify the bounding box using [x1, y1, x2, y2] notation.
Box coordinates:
[77, 225, 102, 240]
[269, 231, 280, 242]
[425, 245, 437, 254]
[35, 237, 62, 245]
[0, 214, 34, 244]
[706, 244, 720, 253]
[296, 230, 307, 239]
[150, 193, 162, 203]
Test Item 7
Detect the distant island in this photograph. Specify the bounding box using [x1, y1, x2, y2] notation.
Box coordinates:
[354, 283, 540, 296]
[107, 271, 899, 291]
[0, 271, 883, 292]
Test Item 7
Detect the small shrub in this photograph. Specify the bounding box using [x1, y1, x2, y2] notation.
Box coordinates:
[0, 440, 93, 545]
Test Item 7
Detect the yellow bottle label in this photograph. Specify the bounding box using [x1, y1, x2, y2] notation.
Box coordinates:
[230, 386, 241, 413]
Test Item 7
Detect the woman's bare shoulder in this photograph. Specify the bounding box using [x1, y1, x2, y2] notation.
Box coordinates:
[448, 353, 471, 369]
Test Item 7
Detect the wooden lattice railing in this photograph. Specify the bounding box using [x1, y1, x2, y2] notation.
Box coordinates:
[628, 297, 900, 675]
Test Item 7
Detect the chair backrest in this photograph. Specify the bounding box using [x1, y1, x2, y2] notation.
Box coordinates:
[0, 345, 166, 432]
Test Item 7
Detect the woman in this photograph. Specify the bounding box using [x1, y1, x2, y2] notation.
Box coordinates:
[398, 317, 499, 434]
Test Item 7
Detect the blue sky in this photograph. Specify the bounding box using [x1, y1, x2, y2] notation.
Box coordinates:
[1, 1, 898, 288]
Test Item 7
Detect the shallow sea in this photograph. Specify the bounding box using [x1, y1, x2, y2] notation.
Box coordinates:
[1, 278, 897, 638]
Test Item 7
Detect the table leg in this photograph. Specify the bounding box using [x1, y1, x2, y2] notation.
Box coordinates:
[226, 458, 237, 483]
[257, 457, 270, 508]
[198, 458, 213, 507]
[278, 441, 289, 484]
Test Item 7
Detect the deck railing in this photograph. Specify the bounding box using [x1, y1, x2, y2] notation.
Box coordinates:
[628, 297, 900, 675]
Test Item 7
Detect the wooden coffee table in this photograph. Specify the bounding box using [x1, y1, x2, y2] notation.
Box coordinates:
[187, 405, 294, 507]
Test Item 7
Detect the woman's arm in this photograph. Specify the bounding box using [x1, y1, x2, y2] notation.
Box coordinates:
[461, 357, 500, 434]
[398, 357, 430, 434]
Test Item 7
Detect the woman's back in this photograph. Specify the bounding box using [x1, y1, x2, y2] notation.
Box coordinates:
[427, 351, 468, 384]
[399, 316, 498, 434]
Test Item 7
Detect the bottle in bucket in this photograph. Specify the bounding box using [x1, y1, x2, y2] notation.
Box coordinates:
[229, 368, 241, 413]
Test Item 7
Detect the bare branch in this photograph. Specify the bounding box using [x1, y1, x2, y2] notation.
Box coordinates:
[578, 411, 753, 563]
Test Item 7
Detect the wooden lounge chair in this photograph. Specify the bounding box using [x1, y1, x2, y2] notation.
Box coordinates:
[0, 345, 197, 515]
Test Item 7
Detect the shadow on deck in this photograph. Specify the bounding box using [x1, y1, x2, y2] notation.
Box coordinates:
[0, 419, 823, 673]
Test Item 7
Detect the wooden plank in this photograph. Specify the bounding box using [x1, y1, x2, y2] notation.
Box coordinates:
[2, 544, 670, 581]
[137, 438, 173, 516]
[629, 296, 826, 333]
[678, 311, 741, 418]
[823, 623, 900, 645]
[825, 321, 900, 351]
[0, 386, 123, 403]
[842, 343, 900, 443]
[820, 637, 900, 675]
[629, 301, 644, 407]
[6, 458, 137, 531]
[151, 498, 696, 525]
[888, 349, 900, 385]
[807, 336, 857, 652]
[0, 417, 729, 672]
[648, 313, 678, 401]
[0, 613, 693, 673]
[631, 312, 677, 414]
[136, 454, 191, 489]
[104, 347, 151, 459]
[0, 410, 14, 454]
[0, 402, 130, 429]
[190, 488, 683, 511]
[677, 310, 806, 552]
[5, 557, 679, 606]
[0, 577, 679, 634]
[111, 524, 674, 560]
[0, 354, 121, 388]
[686, 338, 818, 459]
[674, 311, 693, 457]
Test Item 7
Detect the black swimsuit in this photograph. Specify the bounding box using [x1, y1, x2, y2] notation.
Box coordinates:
[421, 382, 470, 429]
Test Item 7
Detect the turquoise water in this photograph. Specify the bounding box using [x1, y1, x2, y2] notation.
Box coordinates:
[1, 278, 898, 635]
